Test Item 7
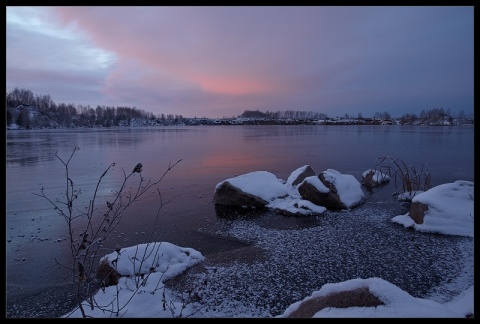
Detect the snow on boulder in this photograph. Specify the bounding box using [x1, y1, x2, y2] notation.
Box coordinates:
[277, 277, 471, 318]
[213, 171, 289, 207]
[297, 176, 346, 210]
[391, 180, 474, 237]
[286, 165, 316, 187]
[97, 242, 204, 286]
[362, 169, 390, 188]
[319, 169, 366, 209]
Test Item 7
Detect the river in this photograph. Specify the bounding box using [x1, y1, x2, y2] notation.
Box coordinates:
[6, 125, 474, 317]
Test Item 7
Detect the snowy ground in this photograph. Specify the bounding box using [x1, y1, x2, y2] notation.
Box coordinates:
[162, 196, 473, 317]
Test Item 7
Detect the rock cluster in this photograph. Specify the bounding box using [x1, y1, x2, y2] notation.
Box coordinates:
[213, 165, 366, 216]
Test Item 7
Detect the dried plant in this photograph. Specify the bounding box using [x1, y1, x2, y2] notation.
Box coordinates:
[372, 155, 431, 197]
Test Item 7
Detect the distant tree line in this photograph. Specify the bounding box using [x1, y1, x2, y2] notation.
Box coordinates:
[239, 109, 327, 120]
[6, 87, 181, 128]
[6, 88, 472, 129]
[397, 107, 470, 125]
[240, 108, 471, 126]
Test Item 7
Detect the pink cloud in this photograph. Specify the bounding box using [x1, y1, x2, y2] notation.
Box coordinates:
[53, 7, 295, 98]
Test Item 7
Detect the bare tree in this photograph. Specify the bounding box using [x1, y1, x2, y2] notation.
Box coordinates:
[34, 147, 182, 317]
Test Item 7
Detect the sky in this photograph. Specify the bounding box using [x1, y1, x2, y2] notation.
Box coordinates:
[6, 6, 474, 119]
[61, 169, 473, 318]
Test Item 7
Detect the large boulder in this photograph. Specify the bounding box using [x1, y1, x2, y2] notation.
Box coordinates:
[319, 169, 366, 209]
[297, 176, 346, 210]
[213, 181, 269, 207]
[409, 201, 428, 224]
[285, 287, 383, 318]
[298, 170, 366, 210]
[213, 171, 289, 208]
[391, 180, 474, 237]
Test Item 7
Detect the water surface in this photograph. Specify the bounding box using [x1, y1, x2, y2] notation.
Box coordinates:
[6, 125, 474, 317]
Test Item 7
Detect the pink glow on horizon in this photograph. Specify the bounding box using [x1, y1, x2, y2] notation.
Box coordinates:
[187, 73, 275, 96]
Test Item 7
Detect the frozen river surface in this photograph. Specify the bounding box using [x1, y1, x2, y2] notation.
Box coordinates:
[6, 125, 474, 317]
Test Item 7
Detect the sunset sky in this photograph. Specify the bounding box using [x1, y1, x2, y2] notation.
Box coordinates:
[6, 6, 474, 119]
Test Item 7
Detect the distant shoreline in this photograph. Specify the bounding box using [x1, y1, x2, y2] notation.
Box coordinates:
[6, 120, 474, 130]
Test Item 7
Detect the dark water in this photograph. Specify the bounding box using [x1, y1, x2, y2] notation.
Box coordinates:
[5, 125, 474, 317]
